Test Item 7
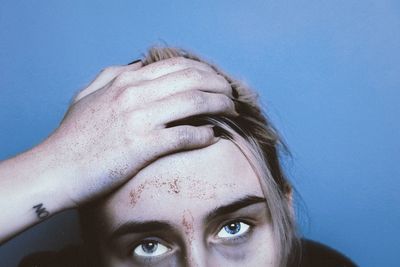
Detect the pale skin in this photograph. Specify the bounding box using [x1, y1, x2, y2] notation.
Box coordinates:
[0, 57, 238, 243]
[95, 139, 277, 267]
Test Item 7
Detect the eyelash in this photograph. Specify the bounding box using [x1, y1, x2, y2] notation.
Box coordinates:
[215, 219, 255, 243]
[128, 237, 171, 260]
[128, 218, 255, 260]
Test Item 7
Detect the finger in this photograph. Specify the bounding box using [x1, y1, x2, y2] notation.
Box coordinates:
[113, 57, 216, 86]
[138, 57, 216, 80]
[118, 68, 233, 107]
[153, 125, 219, 154]
[138, 91, 237, 127]
[74, 61, 143, 103]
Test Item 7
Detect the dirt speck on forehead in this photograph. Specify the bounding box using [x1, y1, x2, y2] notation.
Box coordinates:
[168, 178, 181, 194]
[129, 176, 182, 206]
[128, 175, 238, 206]
[181, 209, 195, 243]
[129, 183, 145, 206]
[186, 177, 224, 200]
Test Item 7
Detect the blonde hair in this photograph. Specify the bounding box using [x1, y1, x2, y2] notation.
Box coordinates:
[80, 46, 300, 267]
[141, 46, 299, 266]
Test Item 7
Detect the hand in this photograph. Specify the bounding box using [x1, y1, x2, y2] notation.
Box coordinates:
[43, 57, 237, 207]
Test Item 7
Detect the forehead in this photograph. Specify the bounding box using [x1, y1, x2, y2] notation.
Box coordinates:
[99, 139, 264, 225]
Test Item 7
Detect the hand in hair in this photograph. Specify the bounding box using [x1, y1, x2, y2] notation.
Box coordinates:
[58, 57, 237, 205]
[0, 57, 237, 243]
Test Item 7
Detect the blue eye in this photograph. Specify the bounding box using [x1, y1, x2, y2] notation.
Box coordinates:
[133, 240, 169, 257]
[217, 221, 250, 238]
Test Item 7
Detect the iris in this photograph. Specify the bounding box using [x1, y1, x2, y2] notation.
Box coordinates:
[142, 241, 158, 254]
[224, 222, 241, 235]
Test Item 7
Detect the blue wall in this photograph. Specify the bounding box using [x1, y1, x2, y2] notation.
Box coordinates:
[1, 1, 399, 266]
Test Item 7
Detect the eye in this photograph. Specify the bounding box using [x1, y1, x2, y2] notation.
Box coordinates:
[133, 240, 170, 257]
[217, 221, 250, 238]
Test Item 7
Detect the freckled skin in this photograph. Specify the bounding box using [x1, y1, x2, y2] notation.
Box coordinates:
[129, 177, 220, 207]
[182, 209, 195, 244]
[129, 184, 145, 206]
[96, 140, 277, 267]
[169, 178, 180, 194]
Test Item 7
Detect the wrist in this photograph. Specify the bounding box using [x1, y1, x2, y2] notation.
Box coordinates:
[18, 138, 79, 211]
[0, 140, 77, 242]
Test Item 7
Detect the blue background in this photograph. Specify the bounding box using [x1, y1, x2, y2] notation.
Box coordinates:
[1, 1, 399, 266]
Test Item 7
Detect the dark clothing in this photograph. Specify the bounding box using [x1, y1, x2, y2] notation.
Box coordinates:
[296, 239, 357, 267]
[19, 239, 357, 267]
[19, 245, 88, 267]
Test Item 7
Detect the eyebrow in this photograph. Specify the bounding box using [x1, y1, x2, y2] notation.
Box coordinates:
[204, 195, 266, 223]
[108, 195, 266, 241]
[109, 221, 176, 241]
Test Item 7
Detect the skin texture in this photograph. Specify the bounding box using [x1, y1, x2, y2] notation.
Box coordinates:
[0, 57, 238, 243]
[96, 139, 277, 267]
[53, 57, 237, 206]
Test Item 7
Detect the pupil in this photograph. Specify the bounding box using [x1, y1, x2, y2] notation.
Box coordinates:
[142, 241, 158, 253]
[225, 222, 240, 234]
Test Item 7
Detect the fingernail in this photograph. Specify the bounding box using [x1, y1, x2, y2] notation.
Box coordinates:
[127, 59, 142, 65]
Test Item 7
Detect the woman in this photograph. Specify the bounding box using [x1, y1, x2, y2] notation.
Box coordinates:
[1, 47, 356, 266]
[78, 47, 296, 267]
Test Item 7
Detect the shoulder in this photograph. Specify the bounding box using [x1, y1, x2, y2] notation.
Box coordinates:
[297, 239, 358, 267]
[18, 245, 88, 267]
[19, 239, 357, 267]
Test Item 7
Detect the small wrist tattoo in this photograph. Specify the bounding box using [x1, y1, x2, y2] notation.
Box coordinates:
[33, 203, 50, 219]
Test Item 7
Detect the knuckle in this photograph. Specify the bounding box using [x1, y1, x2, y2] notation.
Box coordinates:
[205, 128, 214, 142]
[101, 65, 120, 75]
[181, 67, 203, 81]
[203, 64, 217, 73]
[177, 127, 194, 146]
[165, 57, 215, 74]
[217, 94, 234, 110]
[127, 109, 146, 127]
[99, 66, 124, 80]
[188, 91, 207, 110]
[114, 86, 137, 108]
[113, 70, 134, 87]
[100, 66, 119, 75]
[217, 74, 231, 90]
[113, 76, 126, 88]
[198, 127, 212, 143]
[168, 56, 189, 67]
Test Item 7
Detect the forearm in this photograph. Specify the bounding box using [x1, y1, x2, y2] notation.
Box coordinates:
[0, 141, 73, 244]
[0, 57, 235, 244]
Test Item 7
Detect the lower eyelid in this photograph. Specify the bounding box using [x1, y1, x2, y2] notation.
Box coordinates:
[134, 242, 169, 257]
[129, 238, 167, 256]
[131, 241, 178, 259]
[133, 248, 178, 265]
[224, 228, 252, 242]
[214, 222, 254, 244]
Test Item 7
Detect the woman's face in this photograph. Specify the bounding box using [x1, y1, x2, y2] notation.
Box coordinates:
[95, 139, 277, 267]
